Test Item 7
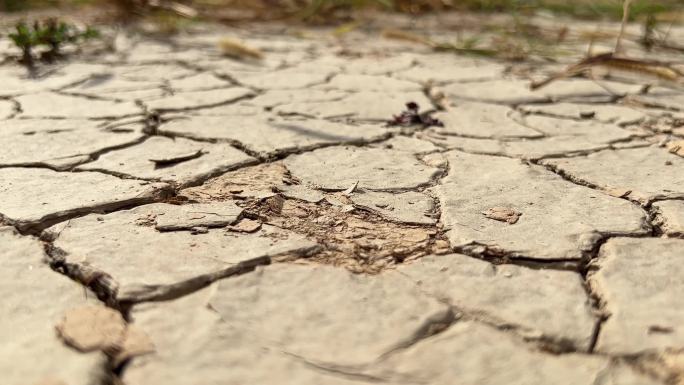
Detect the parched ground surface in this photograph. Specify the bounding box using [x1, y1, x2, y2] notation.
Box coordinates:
[2, 12, 684, 385]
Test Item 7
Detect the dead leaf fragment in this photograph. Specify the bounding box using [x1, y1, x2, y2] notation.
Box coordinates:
[342, 181, 359, 196]
[149, 150, 204, 166]
[228, 218, 262, 233]
[666, 140, 684, 157]
[218, 38, 263, 60]
[56, 306, 126, 352]
[482, 207, 522, 224]
[531, 53, 684, 90]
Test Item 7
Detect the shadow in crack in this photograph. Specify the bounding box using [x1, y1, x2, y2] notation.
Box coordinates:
[272, 122, 367, 142]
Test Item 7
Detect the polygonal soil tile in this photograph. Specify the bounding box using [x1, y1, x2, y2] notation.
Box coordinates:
[0, 168, 169, 232]
[278, 184, 326, 203]
[145, 87, 254, 112]
[223, 35, 317, 52]
[122, 42, 174, 62]
[187, 102, 262, 116]
[443, 79, 549, 104]
[424, 134, 609, 160]
[629, 89, 684, 111]
[168, 72, 233, 91]
[248, 89, 347, 108]
[0, 99, 15, 119]
[422, 133, 503, 154]
[350, 190, 436, 225]
[518, 103, 646, 125]
[498, 136, 616, 159]
[436, 151, 647, 260]
[491, 114, 637, 159]
[124, 262, 450, 380]
[284, 146, 441, 191]
[152, 201, 244, 231]
[542, 147, 684, 203]
[115, 63, 197, 81]
[653, 200, 684, 237]
[210, 263, 450, 365]
[537, 79, 643, 102]
[367, 321, 658, 385]
[521, 114, 635, 143]
[283, 54, 347, 72]
[0, 66, 93, 96]
[77, 136, 256, 187]
[397, 254, 595, 349]
[427, 112, 640, 159]
[48, 204, 319, 302]
[0, 119, 144, 170]
[239, 69, 331, 90]
[16, 92, 140, 119]
[372, 135, 440, 154]
[341, 55, 414, 76]
[319, 74, 421, 92]
[64, 75, 162, 95]
[93, 88, 167, 101]
[445, 79, 641, 105]
[0, 227, 107, 385]
[395, 62, 504, 84]
[432, 102, 542, 138]
[274, 90, 432, 121]
[590, 238, 684, 354]
[208, 56, 287, 75]
[159, 116, 389, 156]
[124, 287, 395, 385]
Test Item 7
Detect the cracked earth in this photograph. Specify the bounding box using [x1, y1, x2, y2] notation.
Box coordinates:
[2, 13, 684, 385]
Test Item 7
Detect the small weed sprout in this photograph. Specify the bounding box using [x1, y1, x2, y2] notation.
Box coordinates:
[6, 19, 101, 68]
[8, 22, 37, 68]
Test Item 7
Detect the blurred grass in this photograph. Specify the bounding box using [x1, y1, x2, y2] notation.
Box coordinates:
[2, 0, 683, 22]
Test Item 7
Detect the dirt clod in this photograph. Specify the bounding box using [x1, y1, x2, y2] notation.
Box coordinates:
[482, 207, 522, 224]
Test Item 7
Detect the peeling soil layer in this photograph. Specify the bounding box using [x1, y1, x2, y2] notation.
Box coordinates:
[1, 11, 684, 385]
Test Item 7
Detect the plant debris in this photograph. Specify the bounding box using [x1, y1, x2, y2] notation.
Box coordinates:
[666, 140, 684, 157]
[8, 19, 100, 70]
[149, 150, 204, 167]
[389, 102, 443, 128]
[342, 181, 359, 196]
[381, 29, 496, 57]
[218, 37, 264, 60]
[531, 0, 684, 91]
[531, 53, 684, 90]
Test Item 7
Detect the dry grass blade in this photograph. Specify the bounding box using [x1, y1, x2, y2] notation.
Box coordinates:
[381, 29, 435, 47]
[218, 37, 264, 60]
[615, 0, 632, 54]
[530, 52, 684, 90]
[381, 28, 496, 57]
[532, 0, 684, 91]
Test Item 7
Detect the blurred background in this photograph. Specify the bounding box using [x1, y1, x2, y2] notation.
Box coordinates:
[2, 1, 684, 69]
[2, 0, 683, 24]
